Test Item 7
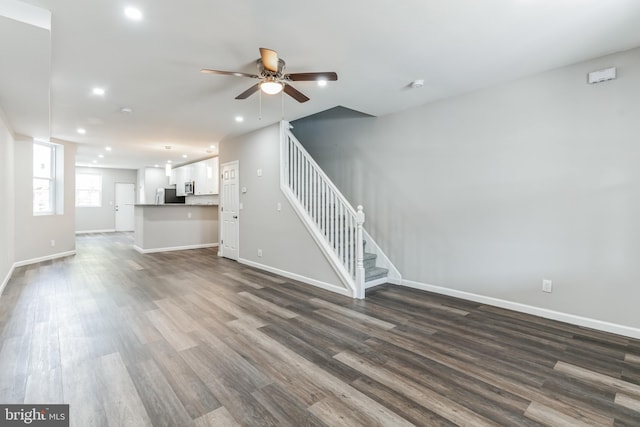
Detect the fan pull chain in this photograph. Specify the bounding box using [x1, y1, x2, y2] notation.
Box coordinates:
[281, 89, 285, 120]
[258, 89, 262, 120]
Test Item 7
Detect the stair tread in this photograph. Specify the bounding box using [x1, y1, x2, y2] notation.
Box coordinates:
[365, 266, 388, 282]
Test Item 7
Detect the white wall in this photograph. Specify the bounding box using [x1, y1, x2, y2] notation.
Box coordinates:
[220, 124, 346, 294]
[293, 47, 640, 331]
[137, 167, 145, 204]
[76, 167, 137, 232]
[13, 136, 76, 263]
[145, 167, 169, 204]
[0, 110, 15, 290]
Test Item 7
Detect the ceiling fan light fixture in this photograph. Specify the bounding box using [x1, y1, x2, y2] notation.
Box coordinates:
[260, 79, 284, 95]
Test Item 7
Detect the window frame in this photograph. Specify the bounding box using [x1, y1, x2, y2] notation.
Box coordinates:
[33, 141, 57, 216]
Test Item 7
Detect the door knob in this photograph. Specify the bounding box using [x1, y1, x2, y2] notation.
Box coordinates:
[233, 215, 238, 219]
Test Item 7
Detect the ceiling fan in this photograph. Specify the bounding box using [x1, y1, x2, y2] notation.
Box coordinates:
[201, 48, 338, 103]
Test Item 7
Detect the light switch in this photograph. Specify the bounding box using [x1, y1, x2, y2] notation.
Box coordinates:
[239, 202, 243, 210]
[257, 168, 262, 177]
[241, 186, 247, 193]
[277, 202, 281, 211]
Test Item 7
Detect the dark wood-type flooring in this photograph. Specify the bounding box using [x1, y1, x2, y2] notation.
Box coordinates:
[1, 232, 639, 426]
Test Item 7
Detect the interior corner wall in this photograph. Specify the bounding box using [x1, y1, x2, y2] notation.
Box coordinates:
[292, 47, 640, 330]
[143, 167, 170, 204]
[219, 123, 346, 294]
[0, 111, 16, 288]
[13, 137, 76, 263]
[76, 167, 137, 232]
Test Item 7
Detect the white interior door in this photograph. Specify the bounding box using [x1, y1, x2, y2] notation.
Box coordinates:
[115, 183, 135, 231]
[220, 161, 239, 260]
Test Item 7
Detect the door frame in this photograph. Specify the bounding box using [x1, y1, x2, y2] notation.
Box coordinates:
[219, 160, 239, 259]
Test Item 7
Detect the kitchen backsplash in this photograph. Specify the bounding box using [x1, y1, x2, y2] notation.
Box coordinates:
[185, 194, 219, 205]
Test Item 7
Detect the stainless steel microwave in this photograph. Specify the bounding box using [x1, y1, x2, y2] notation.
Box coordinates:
[184, 181, 194, 195]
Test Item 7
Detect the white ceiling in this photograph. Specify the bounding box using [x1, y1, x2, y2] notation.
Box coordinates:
[2, 0, 640, 170]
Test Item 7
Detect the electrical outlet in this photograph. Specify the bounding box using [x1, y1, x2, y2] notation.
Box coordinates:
[277, 202, 281, 211]
[257, 249, 263, 257]
[542, 279, 552, 293]
[50, 239, 55, 247]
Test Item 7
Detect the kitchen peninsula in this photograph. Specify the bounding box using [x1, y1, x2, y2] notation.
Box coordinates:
[133, 204, 218, 253]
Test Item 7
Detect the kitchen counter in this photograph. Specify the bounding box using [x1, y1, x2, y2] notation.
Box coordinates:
[134, 204, 218, 253]
[134, 203, 218, 206]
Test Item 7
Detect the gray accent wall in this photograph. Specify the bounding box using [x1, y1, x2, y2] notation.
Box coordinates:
[220, 124, 345, 292]
[134, 205, 218, 251]
[293, 47, 640, 329]
[13, 136, 76, 263]
[76, 167, 137, 232]
[0, 111, 15, 287]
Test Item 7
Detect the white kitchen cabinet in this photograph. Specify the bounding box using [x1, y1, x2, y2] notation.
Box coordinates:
[210, 157, 219, 194]
[174, 157, 219, 196]
[193, 161, 206, 195]
[193, 157, 218, 195]
[175, 167, 186, 196]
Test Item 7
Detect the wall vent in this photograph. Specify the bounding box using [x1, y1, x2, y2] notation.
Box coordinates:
[587, 67, 616, 84]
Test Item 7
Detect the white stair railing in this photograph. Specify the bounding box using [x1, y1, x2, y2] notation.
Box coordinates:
[280, 121, 365, 298]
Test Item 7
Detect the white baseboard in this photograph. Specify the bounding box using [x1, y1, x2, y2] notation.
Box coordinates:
[238, 258, 353, 298]
[13, 250, 77, 268]
[401, 279, 640, 340]
[133, 243, 218, 254]
[0, 264, 16, 296]
[75, 229, 116, 234]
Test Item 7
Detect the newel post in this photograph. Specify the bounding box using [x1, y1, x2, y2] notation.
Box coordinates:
[355, 205, 366, 299]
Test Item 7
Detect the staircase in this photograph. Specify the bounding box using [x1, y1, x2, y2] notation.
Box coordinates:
[279, 121, 399, 298]
[362, 244, 387, 282]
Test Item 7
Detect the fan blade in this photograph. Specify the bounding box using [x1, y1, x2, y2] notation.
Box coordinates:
[259, 48, 279, 72]
[201, 69, 259, 79]
[235, 84, 260, 100]
[283, 84, 310, 103]
[287, 72, 338, 82]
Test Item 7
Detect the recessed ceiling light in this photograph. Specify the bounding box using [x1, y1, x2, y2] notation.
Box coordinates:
[167, 160, 172, 164]
[98, 154, 104, 158]
[92, 160, 98, 164]
[182, 154, 188, 158]
[154, 164, 159, 168]
[209, 144, 216, 148]
[235, 116, 244, 123]
[105, 146, 112, 151]
[120, 107, 133, 114]
[92, 87, 105, 96]
[317, 79, 327, 87]
[124, 7, 143, 21]
[77, 128, 86, 134]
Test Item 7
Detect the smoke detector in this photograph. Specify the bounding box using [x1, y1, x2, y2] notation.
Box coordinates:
[410, 79, 425, 89]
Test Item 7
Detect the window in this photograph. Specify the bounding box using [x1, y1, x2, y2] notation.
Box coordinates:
[33, 141, 56, 215]
[76, 174, 102, 207]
